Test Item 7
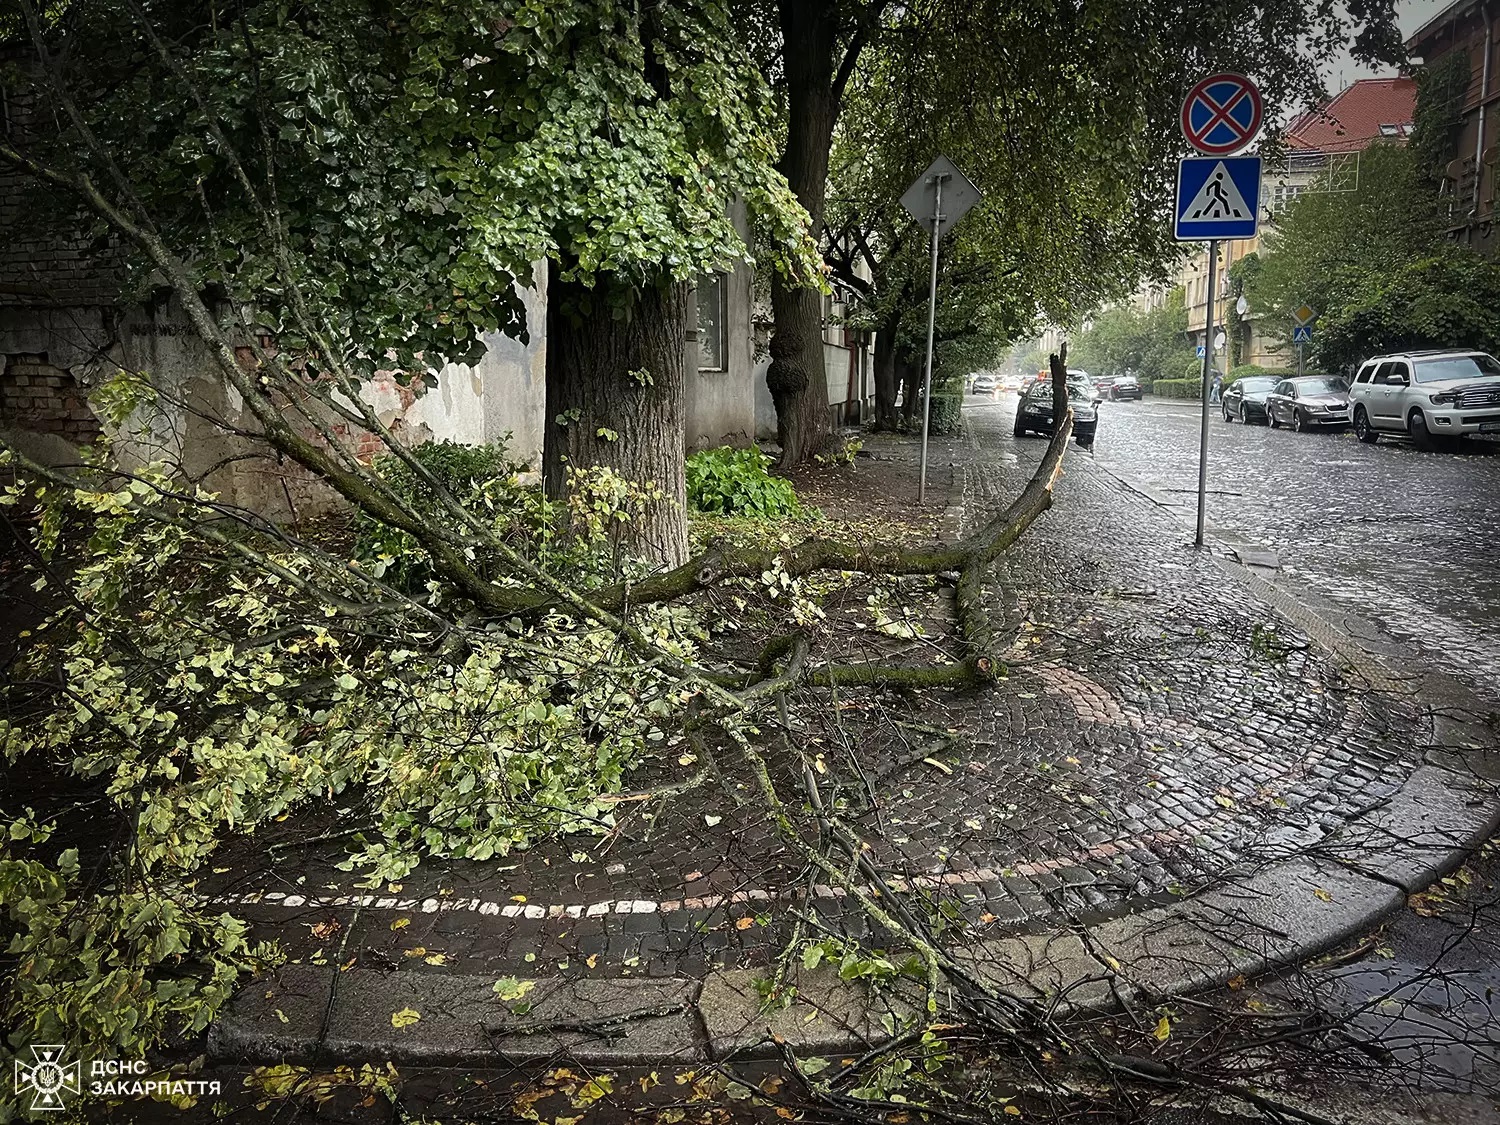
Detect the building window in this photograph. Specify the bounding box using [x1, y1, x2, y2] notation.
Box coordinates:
[696, 273, 727, 372]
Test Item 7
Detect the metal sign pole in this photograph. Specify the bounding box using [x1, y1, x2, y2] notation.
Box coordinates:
[917, 173, 947, 503]
[1195, 238, 1218, 548]
[1297, 340, 1305, 377]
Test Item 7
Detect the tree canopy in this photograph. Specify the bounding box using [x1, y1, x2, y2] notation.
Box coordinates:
[1245, 142, 1500, 372]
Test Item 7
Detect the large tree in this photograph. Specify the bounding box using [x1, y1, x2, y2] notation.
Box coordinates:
[1, 0, 817, 568]
[753, 0, 1403, 464]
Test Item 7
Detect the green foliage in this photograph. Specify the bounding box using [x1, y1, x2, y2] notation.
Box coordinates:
[1411, 52, 1472, 186]
[926, 392, 964, 435]
[1151, 378, 1202, 399]
[686, 447, 802, 518]
[20, 0, 819, 384]
[1241, 143, 1500, 372]
[1068, 288, 1195, 384]
[1226, 365, 1297, 386]
[1, 813, 278, 1090]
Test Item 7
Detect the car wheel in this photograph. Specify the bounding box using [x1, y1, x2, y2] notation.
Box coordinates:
[1222, 403, 1233, 422]
[1408, 408, 1435, 450]
[1013, 420, 1027, 437]
[1353, 406, 1378, 444]
[1292, 409, 1308, 433]
[1268, 408, 1279, 429]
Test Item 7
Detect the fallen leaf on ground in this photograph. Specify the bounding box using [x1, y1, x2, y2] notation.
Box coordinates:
[1152, 1015, 1171, 1042]
[391, 918, 410, 931]
[1313, 887, 1333, 902]
[922, 757, 952, 775]
[391, 1008, 420, 1029]
[735, 917, 754, 930]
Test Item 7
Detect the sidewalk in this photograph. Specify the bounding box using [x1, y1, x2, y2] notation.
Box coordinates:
[208, 410, 1500, 1069]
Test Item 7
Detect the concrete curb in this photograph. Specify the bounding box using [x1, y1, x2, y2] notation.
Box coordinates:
[206, 444, 1500, 1067]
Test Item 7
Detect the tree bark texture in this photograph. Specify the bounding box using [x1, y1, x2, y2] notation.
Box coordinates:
[872, 309, 900, 429]
[544, 274, 690, 570]
[766, 0, 839, 467]
[900, 357, 922, 428]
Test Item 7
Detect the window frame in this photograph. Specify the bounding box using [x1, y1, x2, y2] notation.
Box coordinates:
[695, 272, 729, 373]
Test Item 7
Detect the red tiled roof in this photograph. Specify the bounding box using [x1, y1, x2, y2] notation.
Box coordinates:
[1286, 77, 1417, 153]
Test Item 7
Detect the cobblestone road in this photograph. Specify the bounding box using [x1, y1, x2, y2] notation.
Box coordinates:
[206, 407, 1434, 979]
[1079, 396, 1500, 705]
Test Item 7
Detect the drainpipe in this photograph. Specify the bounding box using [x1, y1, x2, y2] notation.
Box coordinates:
[1475, 14, 1493, 218]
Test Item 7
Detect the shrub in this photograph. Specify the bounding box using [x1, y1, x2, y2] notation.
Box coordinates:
[1151, 378, 1202, 399]
[686, 446, 802, 518]
[927, 392, 964, 435]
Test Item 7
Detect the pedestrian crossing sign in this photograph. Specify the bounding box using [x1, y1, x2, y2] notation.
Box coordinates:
[1174, 156, 1261, 241]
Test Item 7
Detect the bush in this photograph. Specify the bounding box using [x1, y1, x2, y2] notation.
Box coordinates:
[686, 446, 802, 518]
[1151, 378, 1202, 399]
[355, 439, 535, 590]
[927, 392, 963, 435]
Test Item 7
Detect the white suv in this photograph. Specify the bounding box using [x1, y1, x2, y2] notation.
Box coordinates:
[1349, 350, 1500, 448]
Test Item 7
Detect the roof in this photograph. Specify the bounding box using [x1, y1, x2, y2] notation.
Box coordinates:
[1285, 77, 1417, 154]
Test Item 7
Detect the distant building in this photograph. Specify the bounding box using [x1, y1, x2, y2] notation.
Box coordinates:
[1407, 0, 1500, 255]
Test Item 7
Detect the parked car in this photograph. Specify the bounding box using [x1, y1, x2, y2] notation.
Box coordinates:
[1265, 375, 1352, 431]
[1107, 373, 1142, 400]
[1013, 379, 1099, 446]
[1349, 349, 1500, 448]
[1221, 375, 1280, 424]
[971, 374, 998, 397]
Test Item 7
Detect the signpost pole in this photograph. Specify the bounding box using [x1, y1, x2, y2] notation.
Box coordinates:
[1297, 340, 1304, 378]
[1195, 238, 1219, 548]
[917, 173, 947, 503]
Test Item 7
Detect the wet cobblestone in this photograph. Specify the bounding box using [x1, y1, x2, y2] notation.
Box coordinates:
[205, 406, 1431, 976]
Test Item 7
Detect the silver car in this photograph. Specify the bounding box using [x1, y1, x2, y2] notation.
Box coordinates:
[1350, 350, 1500, 448]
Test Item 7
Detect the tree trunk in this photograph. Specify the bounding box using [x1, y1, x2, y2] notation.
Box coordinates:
[872, 312, 900, 430]
[544, 274, 690, 570]
[766, 0, 841, 467]
[900, 356, 922, 429]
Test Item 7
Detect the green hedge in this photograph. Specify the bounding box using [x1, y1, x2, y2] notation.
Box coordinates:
[928, 392, 963, 435]
[1151, 378, 1202, 399]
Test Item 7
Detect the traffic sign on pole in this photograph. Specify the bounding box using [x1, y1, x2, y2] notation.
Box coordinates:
[1292, 325, 1313, 343]
[1292, 303, 1318, 326]
[902, 155, 982, 503]
[1174, 156, 1261, 241]
[900, 155, 982, 237]
[1180, 73, 1263, 155]
[1196, 344, 1206, 358]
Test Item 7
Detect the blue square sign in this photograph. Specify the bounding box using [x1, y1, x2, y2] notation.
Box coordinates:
[1292, 325, 1313, 343]
[1175, 156, 1261, 241]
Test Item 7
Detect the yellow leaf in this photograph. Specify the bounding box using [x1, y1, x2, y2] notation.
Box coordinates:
[735, 917, 754, 930]
[403, 947, 426, 958]
[639, 1072, 659, 1093]
[586, 954, 599, 969]
[391, 1008, 421, 1029]
[922, 757, 952, 775]
[554, 1117, 582, 1125]
[569, 1075, 614, 1109]
[1227, 974, 1247, 990]
[1152, 1015, 1171, 1042]
[1313, 887, 1332, 902]
[424, 953, 447, 966]
[511, 895, 527, 903]
[391, 918, 410, 931]
[1005, 1106, 1022, 1116]
[273, 1009, 289, 1024]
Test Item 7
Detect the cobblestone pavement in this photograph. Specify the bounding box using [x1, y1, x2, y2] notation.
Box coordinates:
[203, 406, 1432, 980]
[1086, 396, 1500, 706]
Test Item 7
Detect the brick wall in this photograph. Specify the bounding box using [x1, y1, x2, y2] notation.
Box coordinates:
[0, 353, 101, 445]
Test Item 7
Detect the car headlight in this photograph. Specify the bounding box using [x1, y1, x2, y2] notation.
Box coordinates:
[1430, 392, 1457, 405]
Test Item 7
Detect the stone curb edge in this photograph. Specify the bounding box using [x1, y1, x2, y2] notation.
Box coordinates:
[207, 752, 1500, 1067]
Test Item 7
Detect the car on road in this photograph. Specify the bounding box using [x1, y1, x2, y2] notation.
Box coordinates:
[1014, 379, 1098, 447]
[970, 374, 998, 397]
[1105, 373, 1142, 400]
[1221, 374, 1279, 424]
[1265, 375, 1352, 431]
[1349, 350, 1500, 448]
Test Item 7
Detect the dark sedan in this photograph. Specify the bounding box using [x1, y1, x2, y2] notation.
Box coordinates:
[1221, 375, 1280, 424]
[1014, 380, 1098, 447]
[1107, 373, 1143, 400]
[1265, 375, 1351, 431]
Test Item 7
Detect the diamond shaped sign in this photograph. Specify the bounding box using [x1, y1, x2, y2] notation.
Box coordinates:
[1292, 304, 1318, 326]
[901, 155, 982, 237]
